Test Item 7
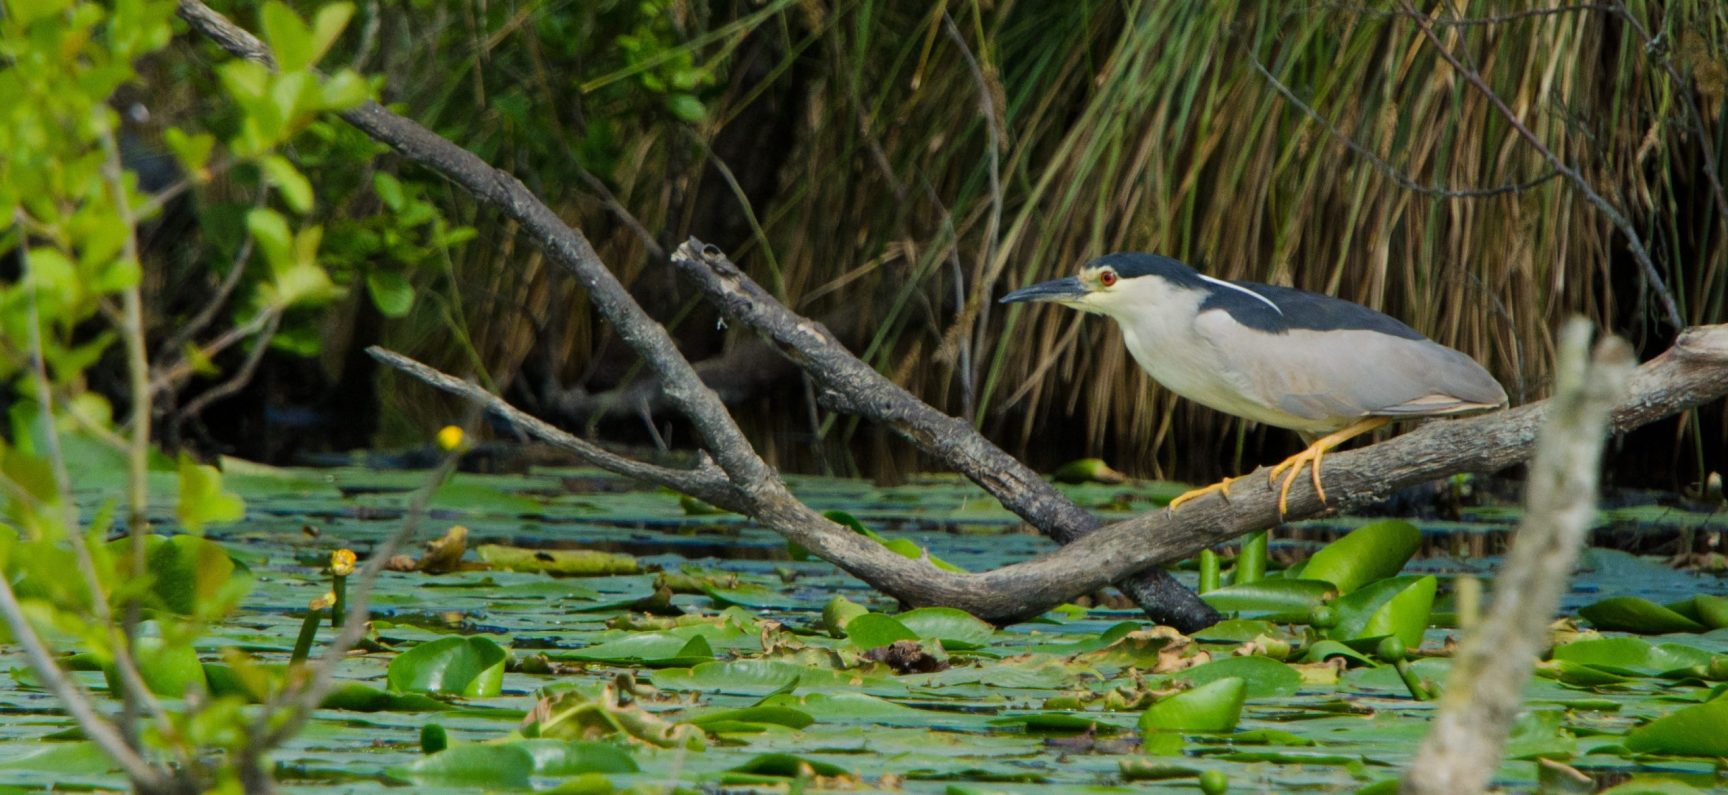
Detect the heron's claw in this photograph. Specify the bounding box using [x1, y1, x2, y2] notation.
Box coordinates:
[1168, 475, 1241, 511]
[1268, 447, 1329, 517]
[1265, 417, 1391, 517]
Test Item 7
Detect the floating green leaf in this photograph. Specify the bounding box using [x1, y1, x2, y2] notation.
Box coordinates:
[1200, 579, 1336, 622]
[319, 681, 451, 712]
[1293, 520, 1420, 593]
[823, 510, 965, 572]
[1625, 696, 1728, 756]
[477, 545, 639, 576]
[1326, 575, 1436, 648]
[1579, 596, 1707, 634]
[685, 706, 815, 733]
[896, 607, 996, 649]
[1174, 655, 1301, 699]
[387, 636, 508, 696]
[822, 595, 868, 637]
[1140, 677, 1247, 733]
[513, 740, 639, 776]
[391, 743, 535, 788]
[845, 613, 920, 649]
[728, 753, 851, 778]
[565, 631, 717, 667]
[1551, 638, 1713, 675]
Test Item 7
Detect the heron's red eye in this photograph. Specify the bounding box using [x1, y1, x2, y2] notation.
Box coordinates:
[1099, 270, 1118, 288]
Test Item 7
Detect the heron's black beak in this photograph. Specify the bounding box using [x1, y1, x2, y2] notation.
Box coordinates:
[1000, 276, 1087, 304]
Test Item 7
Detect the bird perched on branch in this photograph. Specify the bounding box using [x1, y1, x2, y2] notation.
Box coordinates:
[1001, 253, 1507, 514]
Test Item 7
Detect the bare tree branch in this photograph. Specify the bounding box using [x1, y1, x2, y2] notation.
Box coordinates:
[1405, 320, 1635, 794]
[368, 347, 737, 507]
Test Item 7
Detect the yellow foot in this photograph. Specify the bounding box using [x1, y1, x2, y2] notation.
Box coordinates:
[1265, 417, 1392, 516]
[1168, 475, 1243, 510]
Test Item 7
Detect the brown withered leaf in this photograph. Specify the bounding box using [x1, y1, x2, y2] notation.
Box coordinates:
[863, 640, 948, 673]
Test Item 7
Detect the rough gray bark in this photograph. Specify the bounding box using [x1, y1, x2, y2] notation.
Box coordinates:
[1402, 321, 1634, 794]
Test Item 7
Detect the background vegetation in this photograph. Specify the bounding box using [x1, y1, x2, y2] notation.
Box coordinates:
[119, 0, 1728, 485]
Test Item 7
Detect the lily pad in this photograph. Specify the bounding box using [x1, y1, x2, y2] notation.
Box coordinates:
[1292, 520, 1420, 594]
[387, 636, 508, 696]
[685, 705, 815, 732]
[391, 743, 535, 788]
[845, 613, 920, 649]
[477, 545, 639, 576]
[1551, 638, 1714, 675]
[513, 740, 639, 775]
[1139, 677, 1247, 733]
[896, 607, 997, 649]
[1624, 696, 1728, 756]
[1579, 596, 1707, 634]
[1200, 579, 1337, 622]
[1325, 575, 1435, 648]
[565, 631, 718, 667]
[320, 681, 453, 712]
[1173, 654, 1301, 699]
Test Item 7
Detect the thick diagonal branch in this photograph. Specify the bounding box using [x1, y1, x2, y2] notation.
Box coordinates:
[667, 239, 1217, 629]
[1405, 321, 1634, 794]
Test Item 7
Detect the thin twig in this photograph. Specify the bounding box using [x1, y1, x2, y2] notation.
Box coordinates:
[367, 347, 739, 507]
[576, 168, 666, 261]
[150, 304, 279, 395]
[247, 423, 464, 757]
[1308, 2, 1622, 27]
[171, 311, 282, 439]
[156, 188, 267, 362]
[1247, 52, 1559, 199]
[98, 122, 156, 759]
[1399, 0, 1685, 330]
[943, 11, 1002, 421]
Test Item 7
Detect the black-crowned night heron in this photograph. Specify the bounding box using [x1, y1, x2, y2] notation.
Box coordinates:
[1002, 253, 1508, 514]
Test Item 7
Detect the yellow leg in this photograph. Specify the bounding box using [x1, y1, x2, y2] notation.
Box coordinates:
[1265, 417, 1391, 516]
[1168, 474, 1245, 511]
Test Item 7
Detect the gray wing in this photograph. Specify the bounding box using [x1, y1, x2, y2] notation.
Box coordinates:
[1195, 311, 1507, 427]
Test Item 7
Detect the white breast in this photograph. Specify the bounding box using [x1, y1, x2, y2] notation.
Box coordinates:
[1107, 287, 1337, 433]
